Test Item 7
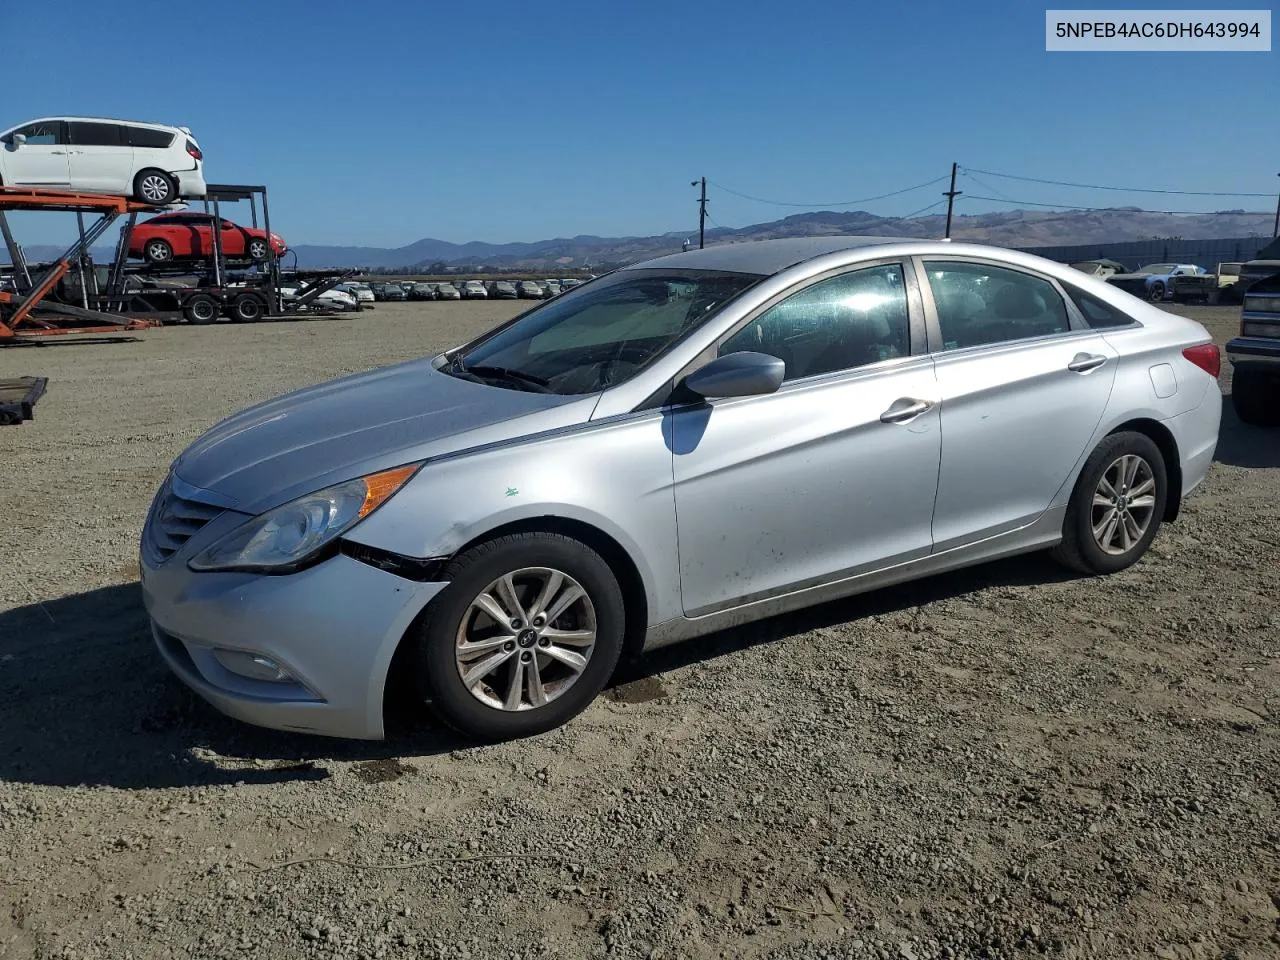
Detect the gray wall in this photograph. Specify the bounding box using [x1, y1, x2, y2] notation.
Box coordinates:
[1019, 236, 1275, 271]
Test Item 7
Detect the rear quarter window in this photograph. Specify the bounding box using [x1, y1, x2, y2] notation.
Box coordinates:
[1063, 285, 1138, 329]
[126, 127, 175, 149]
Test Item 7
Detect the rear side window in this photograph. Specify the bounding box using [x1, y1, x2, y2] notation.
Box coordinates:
[1063, 285, 1137, 329]
[126, 126, 175, 149]
[924, 261, 1070, 350]
[68, 122, 124, 146]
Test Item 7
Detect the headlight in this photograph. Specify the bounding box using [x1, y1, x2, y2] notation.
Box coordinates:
[188, 464, 420, 573]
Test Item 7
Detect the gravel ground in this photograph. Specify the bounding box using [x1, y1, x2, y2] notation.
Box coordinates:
[0, 302, 1276, 960]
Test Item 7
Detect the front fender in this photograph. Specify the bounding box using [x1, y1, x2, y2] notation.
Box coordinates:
[343, 412, 682, 626]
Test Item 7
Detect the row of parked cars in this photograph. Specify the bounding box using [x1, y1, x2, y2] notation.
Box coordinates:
[362, 278, 589, 303]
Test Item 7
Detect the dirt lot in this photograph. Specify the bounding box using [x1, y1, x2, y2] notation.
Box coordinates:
[0, 302, 1276, 960]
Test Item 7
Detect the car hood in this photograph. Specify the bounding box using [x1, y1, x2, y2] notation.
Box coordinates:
[171, 358, 595, 515]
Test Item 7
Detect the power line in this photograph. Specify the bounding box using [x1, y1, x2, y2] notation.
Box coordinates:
[963, 193, 1266, 216]
[708, 175, 949, 209]
[961, 170, 1017, 202]
[964, 167, 1274, 199]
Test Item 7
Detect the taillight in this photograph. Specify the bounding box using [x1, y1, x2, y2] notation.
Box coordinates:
[1182, 343, 1221, 378]
[185, 139, 202, 161]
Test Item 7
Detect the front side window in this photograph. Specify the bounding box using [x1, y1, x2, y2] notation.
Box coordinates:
[68, 122, 123, 146]
[720, 263, 909, 381]
[924, 261, 1070, 351]
[453, 270, 760, 394]
[9, 121, 64, 145]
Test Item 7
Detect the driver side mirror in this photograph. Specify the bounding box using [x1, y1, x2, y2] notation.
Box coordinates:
[10, 133, 26, 146]
[681, 351, 785, 400]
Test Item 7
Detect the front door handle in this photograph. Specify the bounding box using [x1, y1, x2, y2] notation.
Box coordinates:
[880, 398, 935, 424]
[1068, 352, 1108, 373]
[50, 150, 67, 155]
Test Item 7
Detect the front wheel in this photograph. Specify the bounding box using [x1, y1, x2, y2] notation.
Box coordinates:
[246, 238, 270, 261]
[1147, 281, 1166, 302]
[412, 532, 626, 740]
[1052, 431, 1168, 575]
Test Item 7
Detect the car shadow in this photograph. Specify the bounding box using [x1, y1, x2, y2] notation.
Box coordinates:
[0, 553, 1079, 789]
[1215, 392, 1280, 468]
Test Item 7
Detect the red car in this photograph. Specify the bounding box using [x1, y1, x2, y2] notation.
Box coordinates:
[128, 212, 287, 264]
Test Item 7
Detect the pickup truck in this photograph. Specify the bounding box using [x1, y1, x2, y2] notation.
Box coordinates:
[1225, 270, 1280, 426]
[1106, 263, 1218, 303]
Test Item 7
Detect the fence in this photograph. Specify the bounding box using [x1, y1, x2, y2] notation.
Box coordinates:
[1018, 236, 1276, 270]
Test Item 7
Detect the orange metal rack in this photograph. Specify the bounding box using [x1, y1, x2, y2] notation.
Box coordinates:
[0, 188, 161, 341]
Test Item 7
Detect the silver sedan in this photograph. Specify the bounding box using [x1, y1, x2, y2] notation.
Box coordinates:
[140, 237, 1222, 741]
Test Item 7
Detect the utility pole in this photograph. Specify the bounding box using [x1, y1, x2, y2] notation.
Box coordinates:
[943, 162, 962, 240]
[692, 177, 707, 249]
[1273, 172, 1279, 238]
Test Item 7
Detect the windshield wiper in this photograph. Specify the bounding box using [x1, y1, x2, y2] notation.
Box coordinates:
[459, 364, 552, 392]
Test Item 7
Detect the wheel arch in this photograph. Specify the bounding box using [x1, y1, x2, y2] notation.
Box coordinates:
[443, 516, 650, 664]
[1106, 417, 1182, 522]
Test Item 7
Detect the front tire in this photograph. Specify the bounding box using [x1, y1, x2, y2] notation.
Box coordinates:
[1147, 281, 1166, 302]
[412, 532, 626, 741]
[134, 170, 175, 206]
[1231, 368, 1279, 427]
[1052, 431, 1168, 575]
[246, 238, 270, 261]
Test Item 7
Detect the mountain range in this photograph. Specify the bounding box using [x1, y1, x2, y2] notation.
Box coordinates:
[8, 207, 1276, 271]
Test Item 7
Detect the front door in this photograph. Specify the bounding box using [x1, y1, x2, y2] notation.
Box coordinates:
[67, 121, 134, 193]
[1, 121, 69, 186]
[921, 259, 1118, 550]
[671, 262, 941, 617]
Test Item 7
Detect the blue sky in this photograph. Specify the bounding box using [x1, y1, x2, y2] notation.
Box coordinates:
[4, 0, 1277, 248]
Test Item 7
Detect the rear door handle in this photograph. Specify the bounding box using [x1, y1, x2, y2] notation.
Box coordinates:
[50, 150, 67, 155]
[1068, 353, 1108, 373]
[880, 398, 935, 424]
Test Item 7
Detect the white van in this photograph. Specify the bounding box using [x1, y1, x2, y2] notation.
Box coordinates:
[0, 117, 206, 205]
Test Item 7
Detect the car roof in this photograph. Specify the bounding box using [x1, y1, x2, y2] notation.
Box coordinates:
[13, 116, 186, 131]
[630, 236, 922, 275]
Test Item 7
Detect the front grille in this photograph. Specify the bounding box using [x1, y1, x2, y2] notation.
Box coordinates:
[146, 477, 224, 563]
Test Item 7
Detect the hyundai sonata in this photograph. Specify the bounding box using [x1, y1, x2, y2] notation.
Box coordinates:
[141, 237, 1221, 741]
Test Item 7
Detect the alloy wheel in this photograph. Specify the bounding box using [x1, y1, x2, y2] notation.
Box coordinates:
[454, 566, 597, 711]
[1091, 454, 1156, 556]
[140, 175, 171, 203]
[147, 241, 171, 262]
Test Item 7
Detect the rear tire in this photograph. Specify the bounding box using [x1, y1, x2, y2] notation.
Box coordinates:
[1231, 368, 1279, 427]
[411, 532, 626, 741]
[134, 170, 175, 206]
[183, 293, 219, 325]
[230, 293, 265, 323]
[143, 238, 173, 264]
[1051, 431, 1168, 575]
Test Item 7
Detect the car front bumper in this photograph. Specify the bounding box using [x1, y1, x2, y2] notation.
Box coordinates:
[142, 551, 448, 739]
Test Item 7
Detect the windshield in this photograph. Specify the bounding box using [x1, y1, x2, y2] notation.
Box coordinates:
[450, 269, 760, 395]
[1135, 264, 1177, 275]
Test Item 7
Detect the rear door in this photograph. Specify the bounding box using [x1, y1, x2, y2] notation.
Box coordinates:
[1, 121, 69, 186]
[67, 122, 134, 193]
[920, 258, 1118, 551]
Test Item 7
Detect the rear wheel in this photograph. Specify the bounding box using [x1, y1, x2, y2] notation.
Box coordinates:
[230, 293, 265, 323]
[1231, 368, 1280, 427]
[411, 532, 626, 741]
[183, 293, 219, 325]
[143, 238, 173, 264]
[134, 170, 175, 206]
[1051, 431, 1168, 575]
